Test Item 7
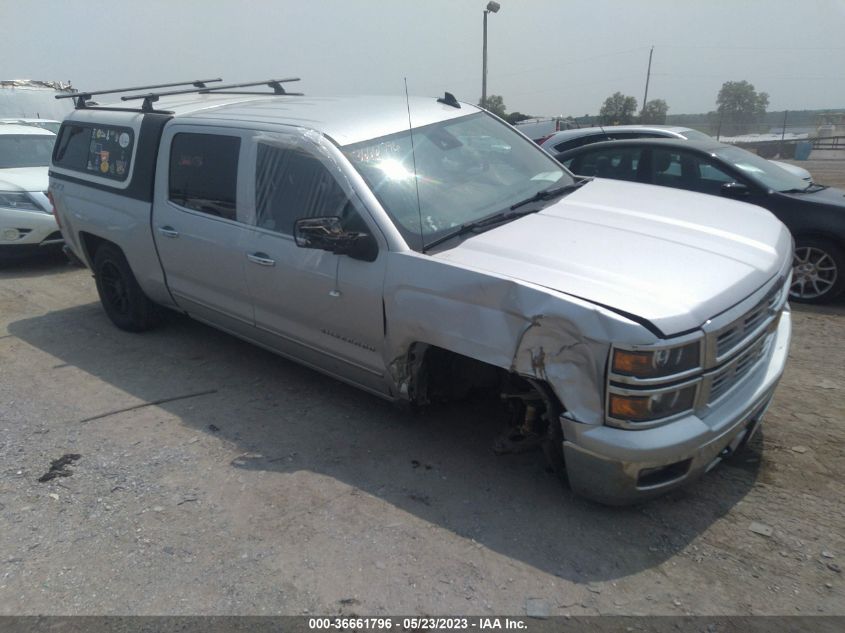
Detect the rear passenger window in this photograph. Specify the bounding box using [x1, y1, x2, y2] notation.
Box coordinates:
[255, 144, 360, 235]
[652, 149, 684, 187]
[553, 134, 606, 153]
[577, 147, 642, 181]
[53, 123, 134, 181]
[169, 133, 240, 221]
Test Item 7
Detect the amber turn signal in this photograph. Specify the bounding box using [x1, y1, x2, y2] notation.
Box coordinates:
[608, 393, 651, 420]
[612, 349, 653, 375]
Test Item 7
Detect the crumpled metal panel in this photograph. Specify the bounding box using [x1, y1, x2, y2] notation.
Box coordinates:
[510, 316, 611, 425]
[1, 79, 73, 90]
[1, 80, 75, 119]
[383, 250, 658, 424]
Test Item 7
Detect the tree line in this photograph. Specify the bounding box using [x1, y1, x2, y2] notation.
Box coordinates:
[480, 80, 772, 135]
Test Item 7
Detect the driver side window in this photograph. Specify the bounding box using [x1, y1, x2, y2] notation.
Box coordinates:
[255, 144, 365, 235]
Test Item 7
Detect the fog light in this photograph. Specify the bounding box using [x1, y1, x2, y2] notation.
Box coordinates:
[2, 228, 21, 241]
[637, 459, 692, 488]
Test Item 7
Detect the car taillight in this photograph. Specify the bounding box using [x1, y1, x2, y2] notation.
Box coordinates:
[46, 190, 61, 228]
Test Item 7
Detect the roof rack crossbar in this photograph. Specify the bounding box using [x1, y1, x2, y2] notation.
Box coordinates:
[121, 78, 302, 104]
[56, 78, 223, 109]
[201, 91, 305, 97]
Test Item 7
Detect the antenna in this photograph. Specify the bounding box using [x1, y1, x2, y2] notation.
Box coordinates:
[404, 78, 425, 252]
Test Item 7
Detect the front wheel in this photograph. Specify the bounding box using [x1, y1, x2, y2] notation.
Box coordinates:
[93, 244, 160, 331]
[789, 238, 844, 304]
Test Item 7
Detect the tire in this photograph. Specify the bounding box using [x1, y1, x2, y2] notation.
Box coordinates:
[789, 238, 845, 304]
[530, 380, 568, 482]
[93, 244, 160, 331]
[542, 412, 568, 482]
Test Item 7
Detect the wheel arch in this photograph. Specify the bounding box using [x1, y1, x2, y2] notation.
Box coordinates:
[791, 230, 845, 251]
[78, 231, 114, 268]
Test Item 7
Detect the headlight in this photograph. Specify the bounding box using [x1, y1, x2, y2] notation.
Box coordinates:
[608, 384, 698, 425]
[611, 341, 701, 380]
[0, 191, 43, 212]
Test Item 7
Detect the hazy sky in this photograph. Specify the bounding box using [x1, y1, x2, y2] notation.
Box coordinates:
[4, 0, 844, 118]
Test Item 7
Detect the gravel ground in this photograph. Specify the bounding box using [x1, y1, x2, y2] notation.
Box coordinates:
[0, 250, 844, 616]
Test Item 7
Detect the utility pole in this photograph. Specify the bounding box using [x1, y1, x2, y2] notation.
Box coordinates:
[482, 10, 488, 106]
[780, 110, 789, 158]
[481, 2, 501, 107]
[641, 45, 654, 119]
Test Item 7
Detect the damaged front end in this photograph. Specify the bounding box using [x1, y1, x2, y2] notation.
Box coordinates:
[382, 252, 661, 488]
[381, 248, 792, 505]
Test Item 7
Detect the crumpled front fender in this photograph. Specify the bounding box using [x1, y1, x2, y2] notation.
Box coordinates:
[383, 251, 658, 423]
[511, 315, 611, 425]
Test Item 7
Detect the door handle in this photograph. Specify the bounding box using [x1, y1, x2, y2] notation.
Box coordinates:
[157, 226, 179, 238]
[246, 252, 276, 267]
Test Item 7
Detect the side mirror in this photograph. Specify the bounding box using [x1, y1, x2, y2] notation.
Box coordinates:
[721, 182, 750, 198]
[293, 216, 378, 262]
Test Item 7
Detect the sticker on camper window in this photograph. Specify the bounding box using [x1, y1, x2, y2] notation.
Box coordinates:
[53, 123, 135, 182]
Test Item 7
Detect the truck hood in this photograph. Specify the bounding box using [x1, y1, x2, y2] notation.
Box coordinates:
[0, 167, 49, 193]
[433, 179, 792, 335]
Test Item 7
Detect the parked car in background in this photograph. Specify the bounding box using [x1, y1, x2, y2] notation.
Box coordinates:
[0, 124, 62, 261]
[540, 124, 813, 183]
[555, 137, 845, 303]
[1, 118, 62, 134]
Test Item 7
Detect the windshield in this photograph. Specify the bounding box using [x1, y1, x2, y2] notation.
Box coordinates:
[343, 112, 571, 250]
[0, 134, 55, 168]
[714, 145, 809, 192]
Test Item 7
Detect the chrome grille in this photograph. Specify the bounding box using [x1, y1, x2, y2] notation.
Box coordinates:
[708, 329, 772, 403]
[713, 282, 782, 361]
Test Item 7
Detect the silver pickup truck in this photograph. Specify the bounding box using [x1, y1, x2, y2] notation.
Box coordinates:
[48, 82, 793, 504]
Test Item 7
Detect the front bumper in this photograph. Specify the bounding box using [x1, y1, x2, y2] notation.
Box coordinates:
[0, 206, 62, 257]
[562, 307, 791, 505]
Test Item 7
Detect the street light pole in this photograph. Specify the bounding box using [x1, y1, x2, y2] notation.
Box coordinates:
[641, 45, 654, 119]
[481, 1, 500, 107]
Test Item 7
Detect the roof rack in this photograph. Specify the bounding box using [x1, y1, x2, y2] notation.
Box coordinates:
[56, 78, 223, 110]
[121, 78, 302, 112]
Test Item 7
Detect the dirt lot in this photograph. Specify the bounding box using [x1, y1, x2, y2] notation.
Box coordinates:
[1, 249, 844, 616]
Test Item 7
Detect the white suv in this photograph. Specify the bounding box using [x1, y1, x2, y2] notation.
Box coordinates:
[0, 123, 62, 260]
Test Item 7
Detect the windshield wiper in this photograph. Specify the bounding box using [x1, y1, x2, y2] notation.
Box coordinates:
[422, 179, 589, 253]
[805, 182, 828, 192]
[509, 179, 589, 211]
[781, 182, 828, 194]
